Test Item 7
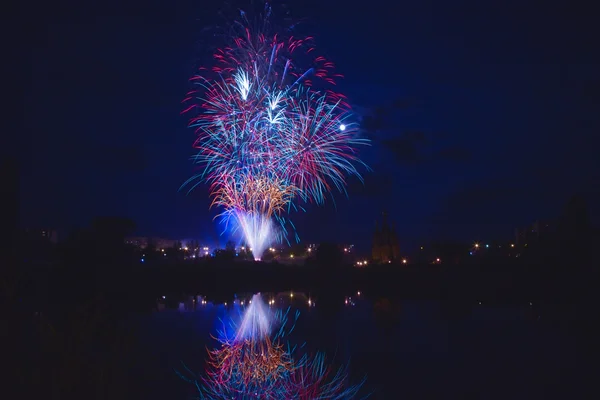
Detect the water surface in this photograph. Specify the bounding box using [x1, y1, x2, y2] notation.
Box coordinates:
[130, 292, 578, 399]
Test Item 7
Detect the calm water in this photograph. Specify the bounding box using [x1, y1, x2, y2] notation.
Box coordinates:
[128, 292, 580, 399]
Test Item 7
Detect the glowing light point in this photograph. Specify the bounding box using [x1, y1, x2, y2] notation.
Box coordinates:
[339, 124, 346, 131]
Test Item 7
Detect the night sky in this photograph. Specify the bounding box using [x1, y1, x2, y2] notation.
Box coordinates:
[22, 0, 599, 251]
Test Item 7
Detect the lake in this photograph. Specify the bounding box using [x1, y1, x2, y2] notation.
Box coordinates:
[125, 290, 580, 399]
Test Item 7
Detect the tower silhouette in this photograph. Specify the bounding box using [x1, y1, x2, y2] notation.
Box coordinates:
[372, 211, 400, 263]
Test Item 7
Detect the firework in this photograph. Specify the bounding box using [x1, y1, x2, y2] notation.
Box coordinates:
[182, 4, 368, 259]
[178, 294, 366, 399]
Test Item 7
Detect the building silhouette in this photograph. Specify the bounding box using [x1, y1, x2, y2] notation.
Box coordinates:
[372, 211, 400, 263]
[125, 236, 178, 250]
[515, 219, 553, 245]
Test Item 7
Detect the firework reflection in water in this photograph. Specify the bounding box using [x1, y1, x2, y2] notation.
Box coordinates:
[178, 294, 366, 399]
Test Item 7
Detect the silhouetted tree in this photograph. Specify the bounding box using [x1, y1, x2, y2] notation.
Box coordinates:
[290, 243, 306, 256]
[58, 217, 136, 267]
[560, 195, 591, 237]
[214, 248, 235, 262]
[558, 195, 593, 265]
[316, 242, 343, 267]
[91, 216, 136, 245]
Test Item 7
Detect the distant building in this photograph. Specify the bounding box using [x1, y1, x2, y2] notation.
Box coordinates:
[125, 237, 178, 250]
[515, 219, 553, 245]
[372, 212, 400, 263]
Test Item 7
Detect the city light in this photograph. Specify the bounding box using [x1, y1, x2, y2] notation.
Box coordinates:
[402, 258, 407, 264]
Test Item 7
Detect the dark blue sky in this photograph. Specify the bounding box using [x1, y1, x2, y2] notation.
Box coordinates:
[22, 0, 599, 251]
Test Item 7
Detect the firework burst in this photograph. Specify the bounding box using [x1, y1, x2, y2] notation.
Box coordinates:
[182, 4, 369, 259]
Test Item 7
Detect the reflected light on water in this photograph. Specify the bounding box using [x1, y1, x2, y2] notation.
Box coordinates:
[235, 294, 272, 342]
